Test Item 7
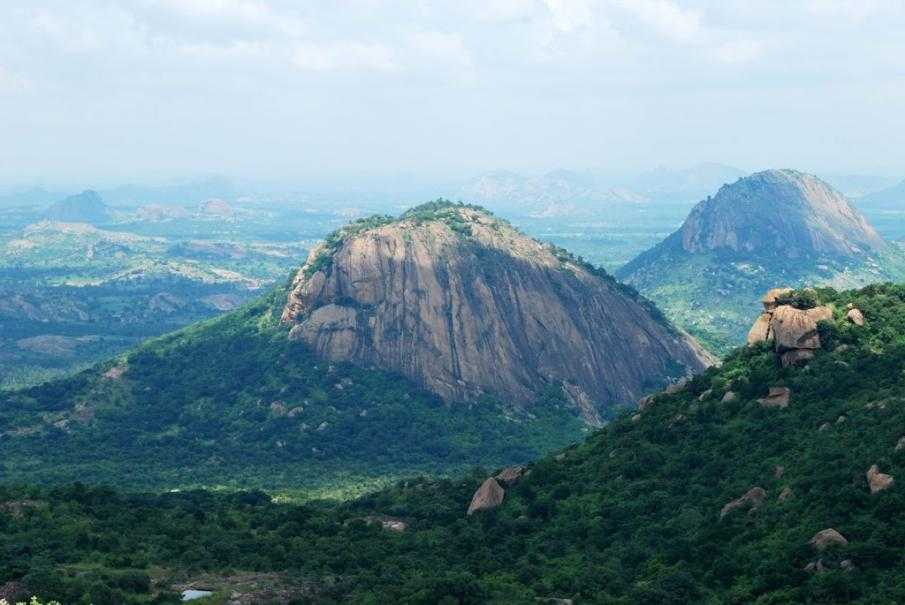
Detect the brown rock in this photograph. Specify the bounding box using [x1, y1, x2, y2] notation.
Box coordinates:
[778, 487, 793, 502]
[809, 528, 848, 551]
[762, 288, 793, 311]
[495, 465, 527, 486]
[867, 465, 894, 494]
[747, 312, 774, 345]
[780, 349, 815, 368]
[759, 387, 791, 408]
[103, 364, 127, 380]
[281, 207, 713, 418]
[846, 308, 865, 326]
[770, 305, 825, 352]
[467, 478, 505, 515]
[720, 486, 767, 519]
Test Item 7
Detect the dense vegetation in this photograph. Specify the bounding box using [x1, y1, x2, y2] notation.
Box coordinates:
[0, 286, 585, 495]
[3, 284, 904, 603]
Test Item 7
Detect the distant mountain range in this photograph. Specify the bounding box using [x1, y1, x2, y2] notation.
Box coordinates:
[44, 190, 113, 224]
[618, 169, 905, 353]
[856, 178, 905, 210]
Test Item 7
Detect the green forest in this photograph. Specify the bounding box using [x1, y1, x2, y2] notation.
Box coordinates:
[2, 283, 904, 603]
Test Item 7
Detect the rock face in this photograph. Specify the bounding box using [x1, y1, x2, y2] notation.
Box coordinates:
[720, 486, 767, 519]
[467, 477, 505, 515]
[867, 465, 894, 494]
[847, 308, 865, 326]
[810, 529, 848, 551]
[759, 387, 791, 408]
[666, 170, 886, 259]
[282, 204, 713, 421]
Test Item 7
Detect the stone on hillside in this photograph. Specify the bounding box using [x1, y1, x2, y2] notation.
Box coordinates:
[637, 395, 655, 411]
[631, 414, 641, 423]
[467, 478, 505, 515]
[664, 377, 689, 395]
[762, 288, 793, 311]
[778, 487, 793, 502]
[362, 515, 407, 532]
[846, 308, 865, 326]
[818, 422, 830, 432]
[759, 387, 791, 409]
[840, 559, 856, 572]
[809, 528, 848, 551]
[804, 560, 826, 574]
[896, 437, 905, 452]
[773, 465, 785, 478]
[747, 313, 774, 344]
[806, 306, 834, 323]
[771, 305, 824, 352]
[495, 465, 527, 486]
[698, 389, 713, 401]
[720, 486, 767, 519]
[867, 465, 894, 494]
[721, 390, 737, 403]
[780, 349, 815, 368]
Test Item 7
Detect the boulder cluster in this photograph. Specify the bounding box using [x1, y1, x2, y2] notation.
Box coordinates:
[747, 288, 836, 367]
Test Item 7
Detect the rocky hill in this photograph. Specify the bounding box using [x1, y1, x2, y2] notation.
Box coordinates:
[281, 201, 712, 423]
[44, 190, 112, 224]
[7, 283, 905, 603]
[0, 202, 710, 490]
[618, 169, 905, 353]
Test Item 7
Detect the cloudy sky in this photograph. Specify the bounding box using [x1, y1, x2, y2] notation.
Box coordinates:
[1, 0, 905, 187]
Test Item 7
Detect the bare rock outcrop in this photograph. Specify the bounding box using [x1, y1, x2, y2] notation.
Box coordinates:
[282, 204, 712, 419]
[778, 487, 793, 502]
[759, 387, 791, 409]
[809, 528, 848, 551]
[846, 308, 865, 326]
[746, 288, 834, 367]
[467, 477, 506, 515]
[720, 487, 767, 519]
[867, 465, 894, 494]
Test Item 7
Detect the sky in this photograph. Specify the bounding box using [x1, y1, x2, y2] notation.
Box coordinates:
[1, 0, 905, 188]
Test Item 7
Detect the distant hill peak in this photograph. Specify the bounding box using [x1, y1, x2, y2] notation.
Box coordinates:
[678, 168, 886, 258]
[45, 189, 112, 224]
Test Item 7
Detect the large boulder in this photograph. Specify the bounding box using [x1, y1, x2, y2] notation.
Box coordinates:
[809, 528, 848, 551]
[771, 305, 823, 351]
[467, 478, 505, 515]
[847, 308, 865, 326]
[720, 486, 767, 519]
[759, 387, 791, 408]
[867, 465, 894, 494]
[762, 288, 793, 311]
[747, 313, 774, 345]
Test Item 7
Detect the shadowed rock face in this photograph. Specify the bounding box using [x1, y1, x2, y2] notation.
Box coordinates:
[282, 205, 713, 422]
[677, 169, 886, 259]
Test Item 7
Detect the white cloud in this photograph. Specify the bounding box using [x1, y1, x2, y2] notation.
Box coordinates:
[293, 41, 397, 72]
[156, 0, 306, 37]
[410, 31, 474, 74]
[618, 0, 702, 42]
[543, 0, 594, 33]
[713, 39, 767, 64]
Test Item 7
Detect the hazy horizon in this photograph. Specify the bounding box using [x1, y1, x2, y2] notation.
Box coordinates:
[3, 1, 905, 187]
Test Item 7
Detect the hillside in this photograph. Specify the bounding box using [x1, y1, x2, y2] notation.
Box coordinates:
[0, 202, 708, 490]
[4, 283, 904, 603]
[618, 169, 905, 353]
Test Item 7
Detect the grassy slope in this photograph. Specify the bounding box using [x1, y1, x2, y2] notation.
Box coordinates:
[0, 287, 585, 494]
[4, 284, 905, 604]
